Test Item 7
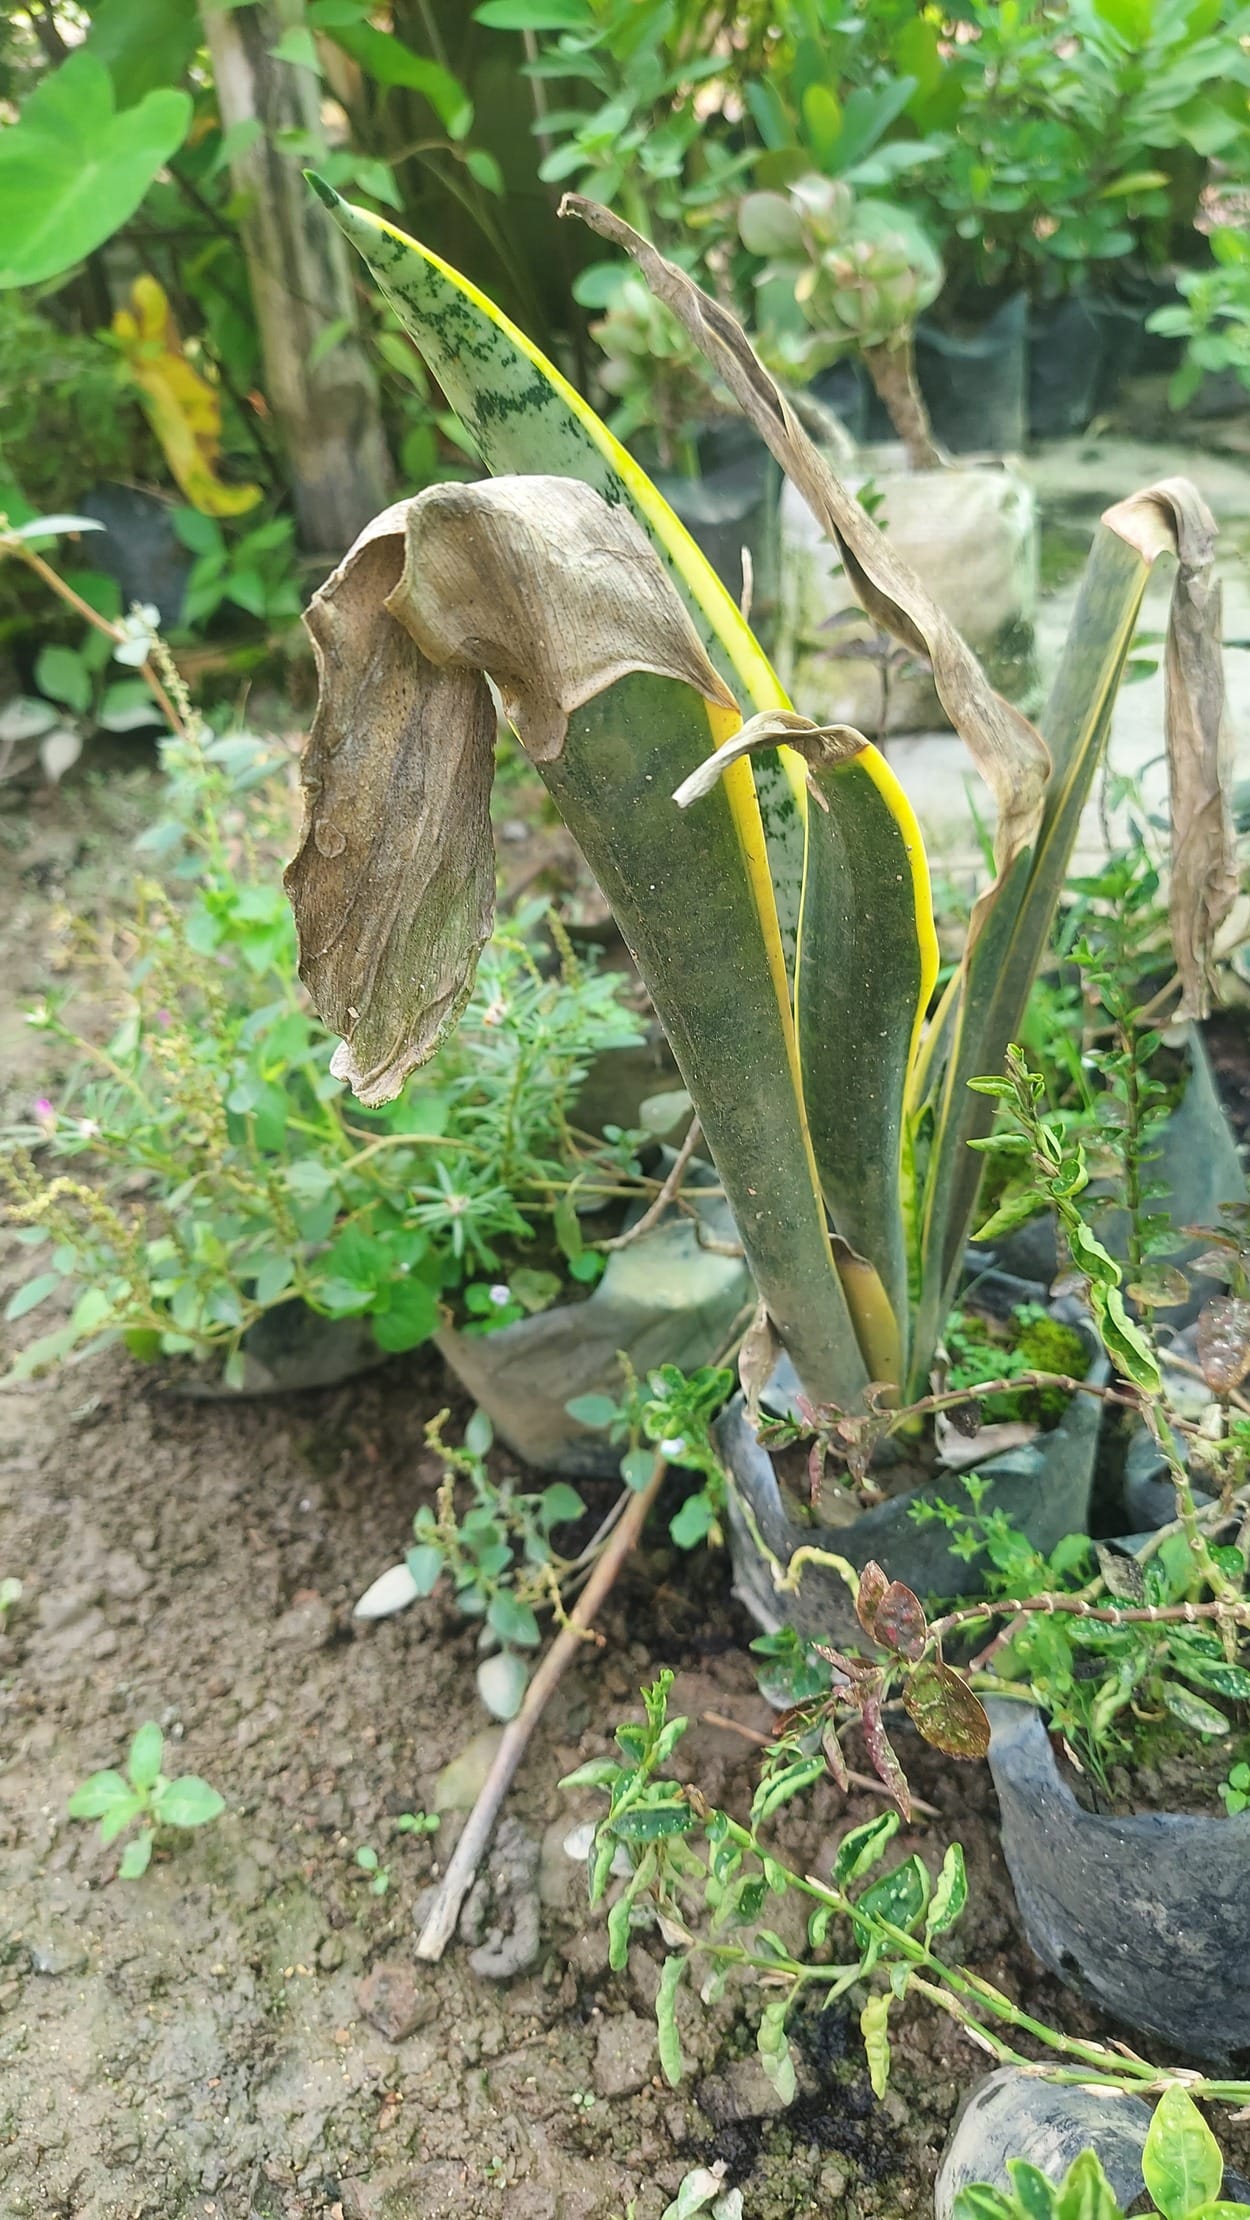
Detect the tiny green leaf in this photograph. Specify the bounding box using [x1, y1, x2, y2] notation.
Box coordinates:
[67, 1769, 130, 1819]
[656, 1953, 686, 2086]
[119, 1828, 154, 1880]
[127, 1720, 164, 1791]
[155, 1776, 225, 1829]
[832, 1811, 900, 1888]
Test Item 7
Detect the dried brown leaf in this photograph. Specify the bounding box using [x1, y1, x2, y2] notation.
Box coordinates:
[855, 1561, 889, 1642]
[560, 195, 1050, 878]
[739, 1300, 781, 1430]
[873, 1581, 928, 1662]
[387, 475, 735, 762]
[862, 1695, 912, 1821]
[287, 505, 497, 1107]
[1104, 479, 1234, 1021]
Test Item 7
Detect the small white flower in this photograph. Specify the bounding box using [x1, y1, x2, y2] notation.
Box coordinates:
[488, 1283, 511, 1306]
[113, 604, 161, 668]
[77, 1117, 100, 1138]
[659, 1435, 687, 1459]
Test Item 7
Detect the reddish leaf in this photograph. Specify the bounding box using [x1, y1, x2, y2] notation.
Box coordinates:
[902, 1661, 991, 1760]
[856, 1562, 889, 1642]
[874, 1581, 928, 1661]
[862, 1696, 911, 1821]
[822, 1721, 849, 1792]
[1197, 1296, 1250, 1394]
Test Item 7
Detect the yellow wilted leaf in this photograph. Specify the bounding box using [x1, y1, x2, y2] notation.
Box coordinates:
[112, 276, 261, 518]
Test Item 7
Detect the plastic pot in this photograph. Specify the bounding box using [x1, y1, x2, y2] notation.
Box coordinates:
[437, 1168, 752, 1479]
[776, 456, 1039, 736]
[935, 2067, 1250, 2219]
[985, 1699, 1250, 2063]
[719, 1327, 1106, 1645]
[859, 292, 1028, 456]
[173, 1302, 390, 1400]
[1028, 295, 1107, 440]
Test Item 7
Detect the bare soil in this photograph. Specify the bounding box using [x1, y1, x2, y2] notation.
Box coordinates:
[3, 756, 1247, 2220]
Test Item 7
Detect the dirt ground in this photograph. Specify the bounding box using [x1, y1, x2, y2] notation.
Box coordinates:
[1, 743, 1247, 2220]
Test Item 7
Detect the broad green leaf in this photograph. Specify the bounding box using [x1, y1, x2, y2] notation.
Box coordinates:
[323, 25, 471, 135]
[1159, 1680, 1229, 1736]
[156, 1776, 225, 1828]
[372, 1276, 439, 1352]
[86, 0, 200, 106]
[0, 52, 192, 289]
[565, 1393, 619, 1428]
[612, 1800, 696, 1842]
[35, 644, 91, 716]
[1143, 2089, 1224, 2220]
[127, 1720, 163, 1791]
[67, 1769, 130, 1820]
[855, 1853, 930, 1934]
[5, 1271, 62, 1322]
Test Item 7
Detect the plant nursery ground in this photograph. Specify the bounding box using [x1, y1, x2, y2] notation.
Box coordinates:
[5, 431, 1250, 2220]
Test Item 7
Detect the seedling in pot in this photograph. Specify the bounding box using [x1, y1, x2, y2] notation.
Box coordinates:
[956, 2084, 1250, 2220]
[67, 1722, 224, 1879]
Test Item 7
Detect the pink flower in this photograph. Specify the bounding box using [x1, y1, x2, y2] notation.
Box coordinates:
[33, 1096, 55, 1130]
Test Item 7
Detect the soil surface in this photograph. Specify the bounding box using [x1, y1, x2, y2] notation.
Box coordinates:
[4, 757, 1250, 2220]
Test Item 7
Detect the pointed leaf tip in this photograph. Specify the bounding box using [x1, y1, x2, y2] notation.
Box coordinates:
[305, 170, 339, 210]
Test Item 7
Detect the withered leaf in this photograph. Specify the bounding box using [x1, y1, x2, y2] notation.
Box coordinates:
[862, 1695, 911, 1822]
[561, 195, 1050, 880]
[288, 475, 738, 1107]
[1095, 1542, 1147, 1604]
[739, 1299, 782, 1430]
[823, 1720, 850, 1792]
[1196, 1294, 1250, 1394]
[873, 1580, 928, 1662]
[901, 1660, 991, 1761]
[1104, 480, 1234, 1021]
[855, 1561, 890, 1643]
[387, 475, 735, 761]
[287, 505, 497, 1107]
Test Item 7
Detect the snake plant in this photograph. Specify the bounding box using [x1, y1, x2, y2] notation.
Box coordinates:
[288, 178, 1231, 1417]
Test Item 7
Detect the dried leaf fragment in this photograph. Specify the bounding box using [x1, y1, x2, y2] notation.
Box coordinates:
[286, 504, 497, 1107]
[387, 475, 735, 762]
[560, 195, 1049, 878]
[1104, 478, 1234, 1021]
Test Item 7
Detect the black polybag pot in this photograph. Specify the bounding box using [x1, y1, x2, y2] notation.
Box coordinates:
[437, 1164, 752, 1479]
[863, 291, 1028, 455]
[174, 1301, 389, 1399]
[936, 2067, 1250, 2219]
[986, 1699, 1250, 2063]
[719, 1328, 1106, 1646]
[1028, 295, 1106, 440]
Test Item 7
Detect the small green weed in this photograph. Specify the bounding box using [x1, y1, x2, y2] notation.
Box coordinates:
[67, 1722, 224, 1878]
[567, 1360, 736, 1547]
[1222, 1761, 1250, 1816]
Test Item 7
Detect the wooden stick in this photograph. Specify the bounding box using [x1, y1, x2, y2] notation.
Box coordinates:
[415, 1452, 668, 1961]
[700, 1711, 942, 1819]
[600, 1117, 702, 1252]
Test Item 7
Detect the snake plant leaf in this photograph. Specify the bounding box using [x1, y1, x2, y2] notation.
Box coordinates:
[910, 480, 1222, 1386]
[303, 171, 808, 974]
[674, 714, 935, 1379]
[561, 194, 1051, 878]
[286, 503, 498, 1106]
[291, 474, 866, 1403]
